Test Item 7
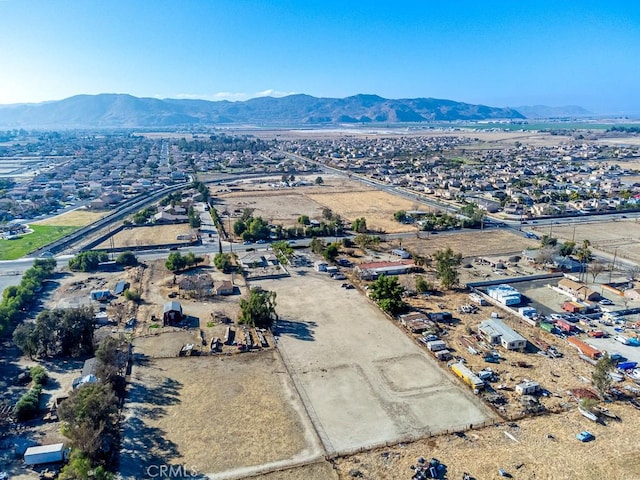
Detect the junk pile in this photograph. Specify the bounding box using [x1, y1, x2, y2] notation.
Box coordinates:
[410, 457, 447, 479]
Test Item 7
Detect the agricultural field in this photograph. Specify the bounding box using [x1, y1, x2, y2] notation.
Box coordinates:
[0, 225, 78, 260]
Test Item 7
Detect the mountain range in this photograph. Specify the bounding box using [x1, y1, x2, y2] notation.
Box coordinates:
[0, 93, 583, 128]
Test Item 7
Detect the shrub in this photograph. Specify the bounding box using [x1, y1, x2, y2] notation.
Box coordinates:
[15, 385, 42, 421]
[30, 366, 48, 386]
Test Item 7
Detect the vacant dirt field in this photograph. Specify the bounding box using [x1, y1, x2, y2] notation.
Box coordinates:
[95, 224, 195, 249]
[216, 175, 416, 233]
[306, 190, 418, 233]
[531, 219, 640, 264]
[260, 269, 494, 455]
[334, 407, 640, 480]
[219, 192, 326, 225]
[394, 229, 538, 260]
[32, 208, 106, 226]
[119, 352, 323, 480]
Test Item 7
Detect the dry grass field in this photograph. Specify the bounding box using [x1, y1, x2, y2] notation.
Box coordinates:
[306, 190, 418, 233]
[531, 219, 640, 264]
[120, 353, 322, 479]
[216, 175, 417, 233]
[333, 408, 640, 480]
[393, 229, 538, 259]
[32, 209, 106, 226]
[95, 224, 194, 248]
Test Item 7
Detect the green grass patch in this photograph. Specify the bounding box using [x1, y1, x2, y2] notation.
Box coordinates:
[0, 224, 79, 260]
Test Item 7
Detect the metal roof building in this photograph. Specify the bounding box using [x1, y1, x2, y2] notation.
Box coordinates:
[478, 318, 527, 351]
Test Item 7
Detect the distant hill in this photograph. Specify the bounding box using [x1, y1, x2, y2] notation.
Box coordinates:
[0, 93, 526, 128]
[514, 105, 592, 119]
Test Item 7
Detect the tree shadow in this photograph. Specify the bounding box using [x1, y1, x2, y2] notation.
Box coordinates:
[273, 318, 316, 341]
[119, 417, 181, 477]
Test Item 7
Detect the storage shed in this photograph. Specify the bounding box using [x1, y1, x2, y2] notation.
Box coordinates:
[163, 301, 183, 326]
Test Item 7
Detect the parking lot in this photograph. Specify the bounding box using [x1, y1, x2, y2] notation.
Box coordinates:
[259, 269, 494, 455]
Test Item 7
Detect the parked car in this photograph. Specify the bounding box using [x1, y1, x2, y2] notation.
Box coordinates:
[256, 239, 266, 244]
[599, 298, 614, 305]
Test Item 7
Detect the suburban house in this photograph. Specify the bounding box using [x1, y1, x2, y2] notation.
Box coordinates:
[558, 278, 600, 301]
[163, 301, 183, 326]
[238, 252, 278, 268]
[213, 280, 234, 296]
[478, 318, 527, 351]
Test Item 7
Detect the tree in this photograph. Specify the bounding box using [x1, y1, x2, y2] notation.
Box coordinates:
[535, 247, 557, 266]
[68, 251, 109, 272]
[540, 235, 557, 248]
[239, 288, 278, 328]
[323, 243, 340, 262]
[415, 276, 434, 294]
[297, 215, 310, 225]
[272, 240, 294, 265]
[590, 261, 606, 282]
[115, 251, 137, 267]
[213, 253, 232, 272]
[559, 241, 576, 257]
[123, 289, 141, 304]
[59, 450, 113, 480]
[592, 353, 615, 398]
[58, 383, 119, 461]
[393, 210, 407, 223]
[165, 252, 187, 272]
[13, 323, 38, 359]
[322, 208, 334, 220]
[626, 265, 640, 281]
[309, 237, 324, 255]
[315, 176, 324, 185]
[433, 247, 462, 290]
[368, 275, 406, 315]
[352, 217, 367, 233]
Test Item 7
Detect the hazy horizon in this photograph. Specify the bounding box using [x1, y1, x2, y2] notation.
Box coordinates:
[1, 1, 639, 114]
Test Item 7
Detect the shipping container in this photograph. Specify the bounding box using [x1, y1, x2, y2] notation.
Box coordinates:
[24, 443, 66, 466]
[567, 336, 602, 359]
[556, 319, 575, 332]
[540, 322, 555, 333]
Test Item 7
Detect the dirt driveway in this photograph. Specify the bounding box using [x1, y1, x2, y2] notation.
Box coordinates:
[258, 268, 494, 455]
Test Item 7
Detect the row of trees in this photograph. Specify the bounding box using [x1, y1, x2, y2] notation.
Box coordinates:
[13, 306, 95, 358]
[68, 250, 137, 272]
[56, 337, 128, 479]
[0, 258, 56, 334]
[165, 251, 204, 272]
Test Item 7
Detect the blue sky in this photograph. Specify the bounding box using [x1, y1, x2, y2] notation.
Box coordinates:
[1, 1, 639, 113]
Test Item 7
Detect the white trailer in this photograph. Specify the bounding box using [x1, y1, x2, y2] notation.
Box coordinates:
[24, 443, 66, 466]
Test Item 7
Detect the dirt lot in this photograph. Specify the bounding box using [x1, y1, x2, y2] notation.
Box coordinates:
[216, 175, 417, 233]
[95, 224, 195, 249]
[393, 230, 538, 261]
[306, 190, 419, 233]
[32, 208, 106, 226]
[260, 269, 494, 455]
[119, 352, 323, 480]
[531, 219, 640, 264]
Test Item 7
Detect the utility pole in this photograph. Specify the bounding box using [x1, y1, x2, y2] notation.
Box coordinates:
[609, 247, 618, 284]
